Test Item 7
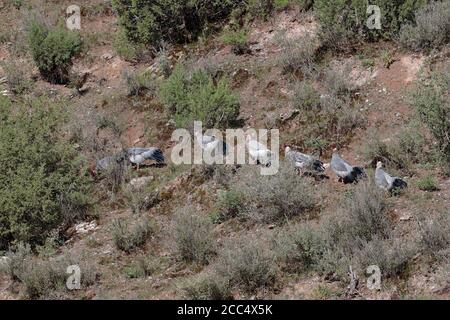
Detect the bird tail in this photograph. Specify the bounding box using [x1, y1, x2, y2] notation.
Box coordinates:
[312, 160, 325, 172]
[392, 178, 407, 190]
[153, 149, 165, 163]
[352, 167, 366, 179]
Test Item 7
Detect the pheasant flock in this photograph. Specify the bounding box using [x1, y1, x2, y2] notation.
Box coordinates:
[94, 132, 408, 193]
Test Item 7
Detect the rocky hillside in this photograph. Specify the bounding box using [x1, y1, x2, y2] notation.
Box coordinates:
[0, 0, 449, 300]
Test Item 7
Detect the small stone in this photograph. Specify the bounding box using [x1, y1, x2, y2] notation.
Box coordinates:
[101, 53, 114, 60]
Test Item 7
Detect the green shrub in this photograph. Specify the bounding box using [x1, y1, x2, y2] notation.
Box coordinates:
[412, 66, 450, 161]
[112, 0, 245, 46]
[220, 27, 249, 46]
[314, 0, 427, 49]
[27, 19, 82, 84]
[291, 81, 321, 111]
[215, 236, 277, 293]
[399, 1, 450, 51]
[159, 64, 239, 128]
[182, 273, 233, 300]
[113, 27, 137, 61]
[111, 217, 156, 253]
[0, 97, 91, 250]
[416, 175, 439, 191]
[171, 207, 216, 264]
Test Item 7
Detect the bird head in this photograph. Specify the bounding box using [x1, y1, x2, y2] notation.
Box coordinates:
[284, 146, 291, 155]
[376, 161, 383, 169]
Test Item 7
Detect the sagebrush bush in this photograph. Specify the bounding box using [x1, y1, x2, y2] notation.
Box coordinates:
[399, 1, 450, 51]
[236, 163, 317, 223]
[0, 97, 91, 250]
[1, 243, 98, 299]
[314, 0, 427, 49]
[171, 207, 216, 264]
[123, 69, 157, 96]
[159, 64, 239, 129]
[274, 223, 326, 273]
[352, 236, 416, 278]
[419, 212, 450, 258]
[123, 254, 160, 278]
[412, 66, 450, 161]
[0, 60, 32, 94]
[27, 18, 82, 84]
[215, 189, 247, 223]
[215, 236, 276, 293]
[290, 81, 321, 111]
[276, 32, 317, 76]
[182, 272, 233, 300]
[317, 180, 394, 278]
[363, 125, 426, 171]
[111, 217, 156, 253]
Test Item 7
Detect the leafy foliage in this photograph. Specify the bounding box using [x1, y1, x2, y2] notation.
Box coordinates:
[27, 18, 82, 83]
[0, 97, 91, 249]
[159, 64, 239, 128]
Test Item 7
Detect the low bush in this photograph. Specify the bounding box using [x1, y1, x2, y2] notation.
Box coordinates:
[159, 64, 239, 129]
[0, 60, 32, 94]
[363, 125, 426, 172]
[399, 1, 450, 51]
[215, 236, 277, 293]
[274, 223, 326, 273]
[123, 69, 157, 97]
[290, 81, 321, 111]
[416, 175, 439, 191]
[276, 32, 317, 76]
[27, 18, 82, 84]
[215, 190, 247, 223]
[1, 243, 98, 298]
[419, 212, 450, 259]
[123, 254, 160, 278]
[317, 180, 395, 278]
[182, 272, 233, 300]
[111, 217, 156, 253]
[171, 207, 216, 265]
[236, 163, 317, 223]
[411, 65, 450, 161]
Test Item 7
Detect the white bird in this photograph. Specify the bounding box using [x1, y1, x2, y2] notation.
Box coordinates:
[331, 152, 366, 183]
[246, 135, 272, 166]
[126, 147, 164, 169]
[375, 161, 407, 192]
[194, 132, 227, 156]
[285, 146, 325, 172]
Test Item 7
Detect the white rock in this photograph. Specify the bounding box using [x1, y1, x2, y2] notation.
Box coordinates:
[129, 176, 154, 189]
[74, 221, 98, 234]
